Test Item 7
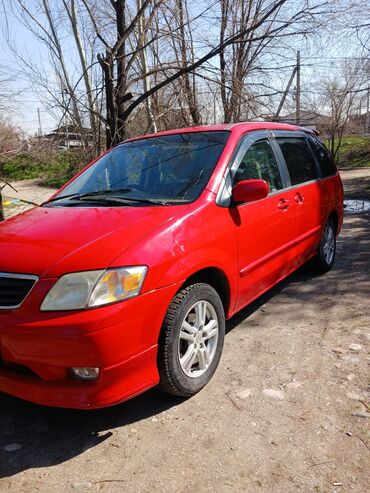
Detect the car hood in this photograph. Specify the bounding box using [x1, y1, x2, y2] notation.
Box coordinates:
[0, 204, 188, 278]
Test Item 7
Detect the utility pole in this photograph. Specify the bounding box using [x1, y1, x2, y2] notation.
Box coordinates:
[296, 50, 301, 125]
[37, 108, 42, 138]
[274, 50, 301, 122]
[274, 66, 297, 121]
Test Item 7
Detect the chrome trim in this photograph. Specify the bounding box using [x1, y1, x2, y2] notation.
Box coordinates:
[269, 130, 313, 138]
[0, 272, 39, 309]
[273, 178, 320, 193]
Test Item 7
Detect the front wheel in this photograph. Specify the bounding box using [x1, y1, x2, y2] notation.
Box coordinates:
[312, 219, 336, 273]
[157, 283, 225, 397]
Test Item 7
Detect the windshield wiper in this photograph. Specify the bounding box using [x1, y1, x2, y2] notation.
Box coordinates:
[45, 188, 187, 207]
[44, 188, 133, 204]
[75, 195, 171, 206]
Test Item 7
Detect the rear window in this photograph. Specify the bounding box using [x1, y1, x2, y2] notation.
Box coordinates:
[278, 138, 318, 185]
[307, 135, 337, 177]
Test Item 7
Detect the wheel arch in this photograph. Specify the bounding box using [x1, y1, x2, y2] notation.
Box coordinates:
[179, 267, 231, 316]
[328, 210, 339, 234]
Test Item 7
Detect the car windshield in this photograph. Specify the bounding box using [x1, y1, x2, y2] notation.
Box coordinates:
[49, 131, 229, 206]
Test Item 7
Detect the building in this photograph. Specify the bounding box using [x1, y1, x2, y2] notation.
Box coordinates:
[44, 125, 94, 150]
[278, 110, 329, 132]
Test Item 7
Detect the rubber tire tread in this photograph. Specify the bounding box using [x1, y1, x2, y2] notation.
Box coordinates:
[157, 283, 225, 397]
[311, 219, 336, 274]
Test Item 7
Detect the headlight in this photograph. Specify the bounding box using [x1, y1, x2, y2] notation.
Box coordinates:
[41, 266, 148, 311]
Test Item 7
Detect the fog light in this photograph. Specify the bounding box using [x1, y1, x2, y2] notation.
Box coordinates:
[69, 367, 100, 381]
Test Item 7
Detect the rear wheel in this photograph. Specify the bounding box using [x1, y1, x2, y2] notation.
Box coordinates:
[312, 219, 336, 273]
[158, 283, 225, 397]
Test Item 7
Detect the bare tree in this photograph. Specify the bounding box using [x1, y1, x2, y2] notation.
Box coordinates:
[102, 0, 336, 143]
[217, 0, 337, 123]
[164, 0, 201, 126]
[136, 0, 157, 133]
[7, 0, 103, 152]
[3, 0, 348, 152]
[341, 2, 370, 55]
[62, 0, 99, 144]
[319, 61, 368, 161]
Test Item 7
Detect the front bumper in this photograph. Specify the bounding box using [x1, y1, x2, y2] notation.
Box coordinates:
[0, 281, 182, 409]
[0, 346, 157, 409]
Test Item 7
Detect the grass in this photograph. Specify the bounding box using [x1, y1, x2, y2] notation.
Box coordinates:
[0, 150, 88, 189]
[330, 135, 370, 168]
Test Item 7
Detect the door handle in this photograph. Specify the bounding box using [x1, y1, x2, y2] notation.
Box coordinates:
[294, 192, 304, 204]
[278, 198, 290, 211]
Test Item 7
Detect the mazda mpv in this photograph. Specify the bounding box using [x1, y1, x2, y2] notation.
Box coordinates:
[0, 123, 343, 408]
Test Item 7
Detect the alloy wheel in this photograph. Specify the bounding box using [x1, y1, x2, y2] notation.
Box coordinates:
[323, 224, 335, 264]
[178, 300, 219, 378]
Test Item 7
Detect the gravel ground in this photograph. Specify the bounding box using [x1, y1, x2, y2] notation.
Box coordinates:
[0, 170, 369, 493]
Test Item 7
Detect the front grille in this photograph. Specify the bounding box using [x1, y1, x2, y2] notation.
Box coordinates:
[0, 273, 38, 309]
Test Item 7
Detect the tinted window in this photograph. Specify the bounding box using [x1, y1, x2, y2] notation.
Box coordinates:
[307, 135, 337, 177]
[234, 140, 283, 192]
[278, 138, 318, 185]
[54, 131, 229, 204]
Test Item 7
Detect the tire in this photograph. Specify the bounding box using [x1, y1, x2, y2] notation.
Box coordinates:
[311, 219, 336, 273]
[157, 283, 225, 397]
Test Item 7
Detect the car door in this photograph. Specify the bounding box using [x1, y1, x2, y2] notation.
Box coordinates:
[274, 134, 322, 263]
[306, 133, 342, 228]
[226, 133, 298, 311]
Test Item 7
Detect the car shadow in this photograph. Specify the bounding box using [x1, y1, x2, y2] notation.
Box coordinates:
[0, 388, 185, 477]
[225, 262, 316, 334]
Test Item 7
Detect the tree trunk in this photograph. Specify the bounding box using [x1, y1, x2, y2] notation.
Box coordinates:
[177, 0, 201, 125]
[65, 0, 99, 152]
[115, 0, 128, 144]
[137, 0, 157, 133]
[219, 0, 230, 122]
[99, 53, 116, 148]
[41, 0, 86, 144]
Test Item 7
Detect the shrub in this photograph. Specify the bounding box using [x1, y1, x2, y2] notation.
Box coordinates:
[0, 148, 92, 188]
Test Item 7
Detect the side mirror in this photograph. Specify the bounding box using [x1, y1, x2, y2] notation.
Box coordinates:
[231, 179, 269, 204]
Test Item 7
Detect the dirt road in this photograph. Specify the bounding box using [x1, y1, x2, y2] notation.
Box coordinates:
[2, 179, 56, 219]
[0, 170, 369, 492]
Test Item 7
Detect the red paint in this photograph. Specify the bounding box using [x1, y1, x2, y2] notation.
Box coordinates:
[232, 179, 269, 203]
[0, 122, 343, 409]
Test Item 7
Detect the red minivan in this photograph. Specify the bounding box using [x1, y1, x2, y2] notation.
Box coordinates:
[0, 123, 343, 409]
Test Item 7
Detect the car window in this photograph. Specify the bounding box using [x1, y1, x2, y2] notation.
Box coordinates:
[233, 139, 283, 193]
[277, 138, 318, 185]
[53, 131, 229, 204]
[307, 135, 337, 177]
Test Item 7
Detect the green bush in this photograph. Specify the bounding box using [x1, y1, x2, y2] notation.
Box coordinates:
[1, 154, 45, 179]
[0, 150, 90, 188]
